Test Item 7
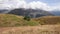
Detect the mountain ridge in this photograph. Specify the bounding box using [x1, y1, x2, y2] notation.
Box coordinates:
[50, 10, 60, 16]
[8, 8, 54, 18]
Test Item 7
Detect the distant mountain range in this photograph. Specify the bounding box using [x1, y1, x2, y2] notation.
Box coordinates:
[50, 10, 60, 16]
[0, 9, 11, 14]
[7, 8, 54, 18]
[1, 8, 60, 18]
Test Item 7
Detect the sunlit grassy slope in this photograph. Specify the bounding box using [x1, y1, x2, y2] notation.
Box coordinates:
[0, 14, 60, 34]
[0, 14, 60, 27]
[33, 16, 60, 25]
[0, 14, 39, 27]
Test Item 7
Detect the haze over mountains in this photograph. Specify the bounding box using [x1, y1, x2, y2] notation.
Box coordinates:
[0, 9, 11, 13]
[0, 7, 60, 18]
[50, 10, 60, 16]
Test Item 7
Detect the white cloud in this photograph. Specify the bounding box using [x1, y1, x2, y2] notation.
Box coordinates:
[0, 0, 59, 11]
[28, 1, 53, 11]
[0, 0, 26, 9]
[54, 5, 60, 10]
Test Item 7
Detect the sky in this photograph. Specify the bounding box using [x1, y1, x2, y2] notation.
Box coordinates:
[0, 0, 60, 11]
[26, 0, 60, 6]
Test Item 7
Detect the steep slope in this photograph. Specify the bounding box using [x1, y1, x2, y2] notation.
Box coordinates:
[8, 8, 54, 18]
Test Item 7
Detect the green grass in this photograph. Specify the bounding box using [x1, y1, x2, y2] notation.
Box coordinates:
[0, 14, 39, 27]
[0, 14, 60, 27]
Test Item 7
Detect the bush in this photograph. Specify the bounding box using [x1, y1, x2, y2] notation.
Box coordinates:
[24, 16, 31, 21]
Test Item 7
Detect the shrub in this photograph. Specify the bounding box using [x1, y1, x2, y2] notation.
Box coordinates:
[24, 16, 31, 21]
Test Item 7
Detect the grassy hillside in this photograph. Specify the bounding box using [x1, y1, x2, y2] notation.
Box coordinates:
[33, 16, 60, 25]
[0, 14, 39, 27]
[0, 14, 60, 27]
[0, 14, 60, 34]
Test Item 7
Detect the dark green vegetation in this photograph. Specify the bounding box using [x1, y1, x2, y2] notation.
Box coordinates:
[24, 16, 31, 21]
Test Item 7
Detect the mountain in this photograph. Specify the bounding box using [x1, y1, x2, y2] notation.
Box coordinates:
[8, 8, 54, 18]
[0, 9, 11, 14]
[50, 10, 60, 16]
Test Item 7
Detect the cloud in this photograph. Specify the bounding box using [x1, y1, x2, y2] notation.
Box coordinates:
[0, 0, 59, 11]
[53, 3, 60, 10]
[28, 1, 53, 11]
[0, 0, 26, 9]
